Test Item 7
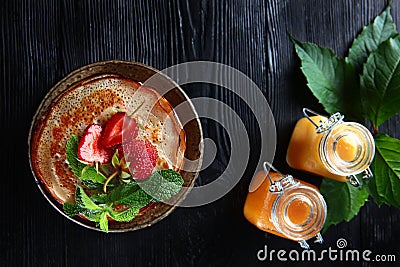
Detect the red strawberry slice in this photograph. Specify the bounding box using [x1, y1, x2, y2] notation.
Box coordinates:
[100, 112, 139, 148]
[123, 140, 158, 181]
[78, 124, 113, 164]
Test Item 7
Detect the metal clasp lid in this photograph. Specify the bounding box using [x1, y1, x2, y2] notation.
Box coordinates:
[263, 162, 300, 194]
[303, 108, 344, 134]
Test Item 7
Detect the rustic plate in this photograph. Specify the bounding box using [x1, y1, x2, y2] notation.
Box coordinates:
[28, 60, 203, 232]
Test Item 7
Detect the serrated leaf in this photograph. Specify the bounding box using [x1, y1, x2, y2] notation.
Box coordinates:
[367, 134, 400, 208]
[81, 180, 102, 190]
[99, 212, 109, 233]
[63, 203, 85, 217]
[347, 5, 397, 73]
[86, 211, 103, 222]
[109, 182, 138, 202]
[66, 134, 86, 177]
[139, 169, 184, 201]
[110, 182, 152, 208]
[76, 186, 102, 211]
[80, 165, 91, 176]
[320, 178, 369, 232]
[91, 193, 109, 204]
[360, 36, 400, 127]
[366, 172, 387, 207]
[109, 207, 140, 222]
[80, 167, 107, 184]
[120, 189, 153, 208]
[292, 39, 359, 117]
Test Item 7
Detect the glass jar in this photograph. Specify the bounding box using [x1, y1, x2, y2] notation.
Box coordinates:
[286, 108, 375, 186]
[243, 163, 327, 249]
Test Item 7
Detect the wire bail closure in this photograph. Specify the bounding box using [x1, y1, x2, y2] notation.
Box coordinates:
[348, 167, 373, 187]
[302, 108, 373, 187]
[303, 108, 344, 134]
[263, 162, 325, 250]
[263, 162, 300, 194]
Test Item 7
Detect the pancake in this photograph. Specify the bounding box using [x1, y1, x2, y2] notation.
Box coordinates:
[30, 74, 186, 204]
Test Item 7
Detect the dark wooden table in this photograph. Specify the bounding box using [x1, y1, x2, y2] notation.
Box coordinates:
[2, 0, 399, 266]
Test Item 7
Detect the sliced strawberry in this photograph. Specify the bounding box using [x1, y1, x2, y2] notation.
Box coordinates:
[123, 140, 159, 181]
[100, 112, 139, 148]
[78, 124, 113, 164]
[145, 140, 159, 166]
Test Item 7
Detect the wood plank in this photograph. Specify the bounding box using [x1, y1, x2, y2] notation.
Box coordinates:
[1, 0, 66, 266]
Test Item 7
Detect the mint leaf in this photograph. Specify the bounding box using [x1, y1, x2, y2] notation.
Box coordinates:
[320, 178, 369, 232]
[109, 207, 140, 222]
[91, 193, 109, 204]
[75, 185, 102, 211]
[347, 5, 397, 73]
[66, 134, 86, 177]
[367, 134, 400, 208]
[65, 187, 107, 232]
[109, 182, 138, 202]
[80, 167, 107, 184]
[360, 36, 400, 127]
[110, 182, 153, 208]
[81, 180, 103, 190]
[63, 203, 85, 217]
[99, 212, 109, 233]
[119, 188, 153, 208]
[140, 169, 184, 201]
[292, 39, 358, 117]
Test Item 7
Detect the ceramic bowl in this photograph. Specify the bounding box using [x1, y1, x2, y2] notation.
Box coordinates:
[28, 60, 203, 232]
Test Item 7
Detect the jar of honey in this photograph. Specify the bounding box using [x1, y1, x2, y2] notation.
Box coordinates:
[286, 108, 375, 186]
[244, 163, 327, 249]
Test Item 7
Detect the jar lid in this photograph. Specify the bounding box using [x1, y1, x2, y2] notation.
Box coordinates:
[271, 185, 327, 241]
[319, 121, 375, 176]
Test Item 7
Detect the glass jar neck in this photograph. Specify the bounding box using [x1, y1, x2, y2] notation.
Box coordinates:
[318, 121, 375, 176]
[271, 185, 327, 241]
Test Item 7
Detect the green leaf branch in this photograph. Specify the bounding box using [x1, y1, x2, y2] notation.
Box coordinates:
[291, 3, 400, 231]
[63, 134, 184, 232]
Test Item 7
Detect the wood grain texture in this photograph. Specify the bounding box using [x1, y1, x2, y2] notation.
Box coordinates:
[1, 0, 400, 266]
[268, 2, 400, 267]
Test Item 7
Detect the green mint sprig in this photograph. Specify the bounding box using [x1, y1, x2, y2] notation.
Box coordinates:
[291, 4, 400, 231]
[140, 169, 184, 201]
[63, 135, 184, 232]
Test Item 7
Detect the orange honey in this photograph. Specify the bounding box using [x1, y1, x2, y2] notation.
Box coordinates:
[286, 116, 348, 182]
[286, 114, 375, 183]
[287, 199, 311, 225]
[244, 170, 326, 243]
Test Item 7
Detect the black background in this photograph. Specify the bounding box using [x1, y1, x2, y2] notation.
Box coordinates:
[1, 0, 400, 266]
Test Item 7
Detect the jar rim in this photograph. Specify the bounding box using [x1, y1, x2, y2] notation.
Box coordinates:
[271, 185, 327, 241]
[319, 121, 375, 176]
